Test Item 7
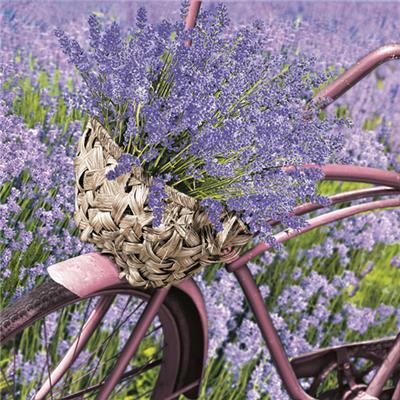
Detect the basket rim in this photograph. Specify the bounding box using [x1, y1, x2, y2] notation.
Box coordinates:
[88, 117, 200, 211]
[75, 117, 252, 285]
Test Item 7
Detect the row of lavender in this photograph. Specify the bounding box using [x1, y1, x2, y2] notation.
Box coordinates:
[1, 1, 399, 398]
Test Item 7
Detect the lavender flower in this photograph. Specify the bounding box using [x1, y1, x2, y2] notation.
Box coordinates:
[2, 3, 399, 398]
[343, 304, 376, 335]
[148, 177, 167, 227]
[55, 5, 344, 242]
[391, 256, 400, 269]
[200, 199, 224, 232]
[106, 152, 136, 180]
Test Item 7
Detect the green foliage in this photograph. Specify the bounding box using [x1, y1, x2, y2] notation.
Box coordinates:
[3, 66, 399, 399]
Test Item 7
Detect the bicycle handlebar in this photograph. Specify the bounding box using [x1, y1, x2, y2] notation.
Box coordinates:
[313, 43, 400, 107]
[184, 2, 400, 110]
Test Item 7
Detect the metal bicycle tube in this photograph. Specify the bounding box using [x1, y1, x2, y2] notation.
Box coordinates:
[268, 186, 398, 227]
[95, 287, 170, 400]
[393, 377, 400, 400]
[313, 43, 400, 107]
[33, 295, 115, 400]
[228, 197, 400, 273]
[227, 197, 400, 398]
[366, 333, 400, 397]
[184, 0, 201, 46]
[232, 265, 314, 400]
[281, 165, 400, 189]
[185, 0, 201, 30]
[321, 165, 400, 189]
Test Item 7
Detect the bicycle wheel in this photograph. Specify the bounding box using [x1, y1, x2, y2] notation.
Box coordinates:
[292, 337, 400, 399]
[0, 278, 202, 399]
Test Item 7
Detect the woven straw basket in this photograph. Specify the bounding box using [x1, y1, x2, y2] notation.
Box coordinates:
[74, 118, 252, 288]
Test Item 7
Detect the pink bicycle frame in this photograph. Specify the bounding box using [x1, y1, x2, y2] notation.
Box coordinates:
[46, 3, 400, 397]
[226, 43, 400, 400]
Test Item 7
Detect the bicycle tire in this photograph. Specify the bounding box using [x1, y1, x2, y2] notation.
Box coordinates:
[0, 278, 202, 399]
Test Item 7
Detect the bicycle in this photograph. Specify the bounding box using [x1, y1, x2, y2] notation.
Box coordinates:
[1, 2, 400, 399]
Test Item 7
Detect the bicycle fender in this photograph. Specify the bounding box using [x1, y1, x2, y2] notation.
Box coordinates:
[169, 278, 208, 398]
[47, 253, 122, 297]
[48, 253, 208, 398]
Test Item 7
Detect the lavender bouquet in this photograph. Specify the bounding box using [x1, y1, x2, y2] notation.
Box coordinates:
[55, 4, 343, 287]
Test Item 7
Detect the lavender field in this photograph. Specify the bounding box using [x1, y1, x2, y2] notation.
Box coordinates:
[1, 1, 400, 399]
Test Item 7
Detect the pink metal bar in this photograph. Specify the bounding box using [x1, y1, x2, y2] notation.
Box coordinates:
[269, 186, 398, 227]
[313, 44, 400, 107]
[393, 379, 400, 400]
[164, 379, 202, 400]
[283, 164, 400, 189]
[184, 0, 202, 46]
[321, 164, 400, 189]
[234, 265, 314, 400]
[185, 0, 201, 30]
[227, 197, 400, 272]
[366, 333, 400, 397]
[95, 288, 170, 400]
[33, 296, 115, 400]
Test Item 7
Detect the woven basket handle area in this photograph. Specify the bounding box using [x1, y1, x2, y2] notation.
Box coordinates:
[86, 118, 199, 211]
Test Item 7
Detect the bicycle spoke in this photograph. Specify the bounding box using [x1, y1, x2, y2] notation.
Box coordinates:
[163, 379, 202, 400]
[1, 365, 15, 400]
[60, 297, 95, 396]
[102, 341, 165, 367]
[96, 288, 169, 400]
[72, 298, 94, 359]
[134, 387, 155, 400]
[36, 305, 70, 395]
[83, 295, 134, 384]
[37, 299, 93, 399]
[34, 296, 114, 400]
[144, 324, 162, 339]
[51, 295, 160, 396]
[111, 365, 146, 399]
[55, 360, 162, 400]
[86, 296, 145, 386]
[55, 341, 166, 396]
[42, 315, 55, 400]
[55, 299, 131, 391]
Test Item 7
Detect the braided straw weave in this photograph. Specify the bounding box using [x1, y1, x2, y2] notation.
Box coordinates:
[74, 118, 252, 288]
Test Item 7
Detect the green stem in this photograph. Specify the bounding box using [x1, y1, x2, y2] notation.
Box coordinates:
[158, 143, 193, 173]
[171, 175, 194, 187]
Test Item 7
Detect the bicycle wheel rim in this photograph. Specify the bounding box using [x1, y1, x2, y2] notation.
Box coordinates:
[0, 281, 181, 400]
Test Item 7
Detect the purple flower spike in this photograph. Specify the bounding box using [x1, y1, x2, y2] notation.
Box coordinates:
[148, 177, 167, 227]
[106, 153, 137, 180]
[201, 198, 224, 232]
